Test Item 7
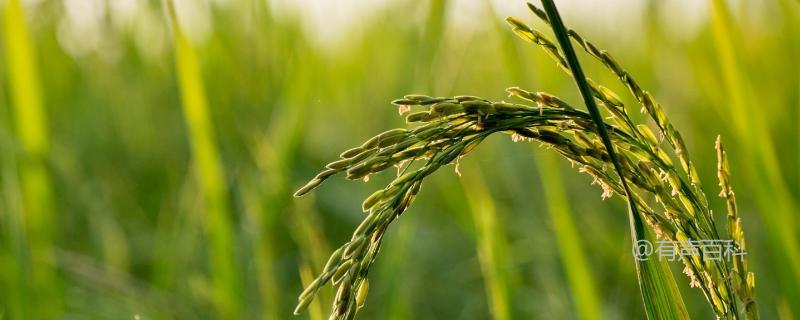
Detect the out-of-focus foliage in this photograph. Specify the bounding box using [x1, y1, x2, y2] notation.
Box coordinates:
[0, 0, 797, 319]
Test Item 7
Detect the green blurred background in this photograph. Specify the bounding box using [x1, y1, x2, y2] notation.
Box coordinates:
[0, 0, 798, 319]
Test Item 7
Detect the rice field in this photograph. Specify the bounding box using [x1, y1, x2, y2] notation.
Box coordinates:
[0, 0, 797, 319]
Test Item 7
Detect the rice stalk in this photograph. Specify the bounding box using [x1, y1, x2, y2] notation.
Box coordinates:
[291, 197, 334, 297]
[376, 220, 414, 320]
[375, 2, 450, 318]
[241, 180, 280, 320]
[0, 107, 30, 320]
[535, 153, 601, 320]
[165, 2, 240, 317]
[2, 0, 60, 317]
[300, 261, 326, 320]
[293, 4, 757, 319]
[459, 164, 512, 320]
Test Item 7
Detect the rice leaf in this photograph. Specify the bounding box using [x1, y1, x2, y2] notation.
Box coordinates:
[165, 2, 240, 317]
[2, 0, 60, 317]
[460, 165, 512, 320]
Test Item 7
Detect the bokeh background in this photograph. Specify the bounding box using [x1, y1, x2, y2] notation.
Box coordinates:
[0, 0, 798, 319]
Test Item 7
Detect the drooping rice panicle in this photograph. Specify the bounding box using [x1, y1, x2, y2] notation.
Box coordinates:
[293, 88, 754, 318]
[293, 5, 756, 319]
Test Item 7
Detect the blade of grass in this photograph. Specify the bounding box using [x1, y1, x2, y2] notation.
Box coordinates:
[241, 180, 280, 320]
[535, 153, 601, 320]
[383, 1, 449, 318]
[378, 221, 414, 320]
[539, 1, 688, 319]
[483, 0, 526, 87]
[291, 196, 333, 315]
[299, 261, 326, 320]
[261, 40, 334, 317]
[165, 2, 240, 317]
[460, 163, 512, 320]
[2, 0, 60, 317]
[0, 112, 29, 320]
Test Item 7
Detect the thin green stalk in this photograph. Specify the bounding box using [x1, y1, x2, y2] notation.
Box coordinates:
[460, 164, 512, 320]
[379, 221, 413, 320]
[539, 1, 688, 319]
[165, 2, 240, 317]
[291, 198, 333, 310]
[383, 1, 448, 318]
[299, 262, 326, 320]
[0, 115, 28, 320]
[535, 153, 601, 320]
[241, 182, 280, 320]
[2, 0, 60, 317]
[264, 41, 333, 317]
[483, 0, 525, 87]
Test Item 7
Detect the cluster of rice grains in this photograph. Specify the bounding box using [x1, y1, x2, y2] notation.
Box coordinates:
[293, 4, 756, 319]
